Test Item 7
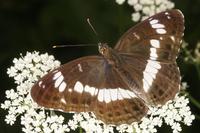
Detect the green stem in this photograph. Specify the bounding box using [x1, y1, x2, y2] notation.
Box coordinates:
[133, 127, 136, 133]
[50, 110, 56, 116]
[187, 93, 200, 109]
[79, 126, 83, 133]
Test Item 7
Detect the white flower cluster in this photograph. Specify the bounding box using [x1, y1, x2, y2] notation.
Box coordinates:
[1, 52, 195, 133]
[68, 112, 114, 133]
[21, 109, 70, 133]
[115, 0, 175, 22]
[1, 52, 61, 129]
[7, 52, 60, 84]
[182, 41, 200, 64]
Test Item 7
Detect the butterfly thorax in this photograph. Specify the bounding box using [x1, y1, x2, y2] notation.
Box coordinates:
[98, 43, 123, 67]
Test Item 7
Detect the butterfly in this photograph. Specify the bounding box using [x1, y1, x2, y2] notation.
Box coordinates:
[31, 9, 184, 125]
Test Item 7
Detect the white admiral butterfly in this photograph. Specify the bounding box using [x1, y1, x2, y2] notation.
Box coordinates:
[31, 9, 184, 125]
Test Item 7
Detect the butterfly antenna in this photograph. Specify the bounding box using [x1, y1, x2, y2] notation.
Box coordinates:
[53, 18, 101, 49]
[53, 44, 97, 48]
[87, 18, 101, 43]
[87, 18, 98, 36]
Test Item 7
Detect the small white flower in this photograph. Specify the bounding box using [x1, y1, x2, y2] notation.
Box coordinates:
[7, 66, 17, 77]
[73, 113, 84, 122]
[5, 114, 16, 125]
[155, 0, 162, 5]
[181, 82, 188, 90]
[5, 89, 18, 100]
[128, 0, 138, 5]
[132, 12, 141, 22]
[142, 6, 151, 15]
[68, 120, 78, 130]
[1, 100, 11, 109]
[115, 0, 126, 5]
[134, 3, 143, 11]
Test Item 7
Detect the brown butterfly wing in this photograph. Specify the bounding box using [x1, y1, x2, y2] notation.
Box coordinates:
[31, 56, 148, 125]
[31, 56, 103, 112]
[115, 9, 184, 63]
[113, 9, 184, 105]
[119, 54, 180, 105]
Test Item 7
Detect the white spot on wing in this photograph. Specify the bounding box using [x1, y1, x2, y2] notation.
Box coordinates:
[42, 85, 45, 88]
[98, 89, 104, 102]
[170, 36, 175, 42]
[150, 20, 167, 35]
[126, 90, 136, 98]
[84, 85, 96, 96]
[167, 16, 171, 19]
[156, 29, 167, 34]
[142, 57, 161, 92]
[118, 88, 131, 99]
[144, 64, 158, 74]
[149, 17, 153, 21]
[78, 63, 83, 72]
[179, 39, 182, 44]
[94, 88, 98, 95]
[165, 12, 169, 15]
[110, 89, 118, 101]
[97, 88, 127, 101]
[61, 98, 66, 104]
[96, 88, 137, 102]
[54, 75, 64, 88]
[38, 81, 42, 87]
[68, 88, 72, 92]
[52, 70, 58, 73]
[104, 89, 111, 103]
[133, 32, 140, 40]
[150, 19, 158, 24]
[150, 39, 160, 48]
[152, 24, 165, 29]
[53, 71, 61, 80]
[143, 79, 149, 92]
[59, 82, 67, 92]
[143, 72, 154, 92]
[150, 48, 158, 58]
[117, 89, 123, 100]
[74, 81, 84, 93]
[147, 60, 161, 69]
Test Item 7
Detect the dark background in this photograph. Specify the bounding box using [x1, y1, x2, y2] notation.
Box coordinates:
[0, 0, 199, 132]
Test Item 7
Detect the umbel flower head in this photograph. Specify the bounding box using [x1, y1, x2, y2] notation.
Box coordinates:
[1, 52, 195, 133]
[115, 0, 175, 22]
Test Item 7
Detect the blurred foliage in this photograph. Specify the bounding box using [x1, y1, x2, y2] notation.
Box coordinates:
[0, 0, 200, 132]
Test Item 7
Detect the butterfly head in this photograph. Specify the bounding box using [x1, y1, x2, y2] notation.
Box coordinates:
[98, 42, 121, 65]
[98, 43, 110, 56]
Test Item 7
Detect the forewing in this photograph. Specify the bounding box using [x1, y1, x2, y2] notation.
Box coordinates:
[114, 9, 184, 62]
[31, 56, 148, 125]
[31, 56, 103, 112]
